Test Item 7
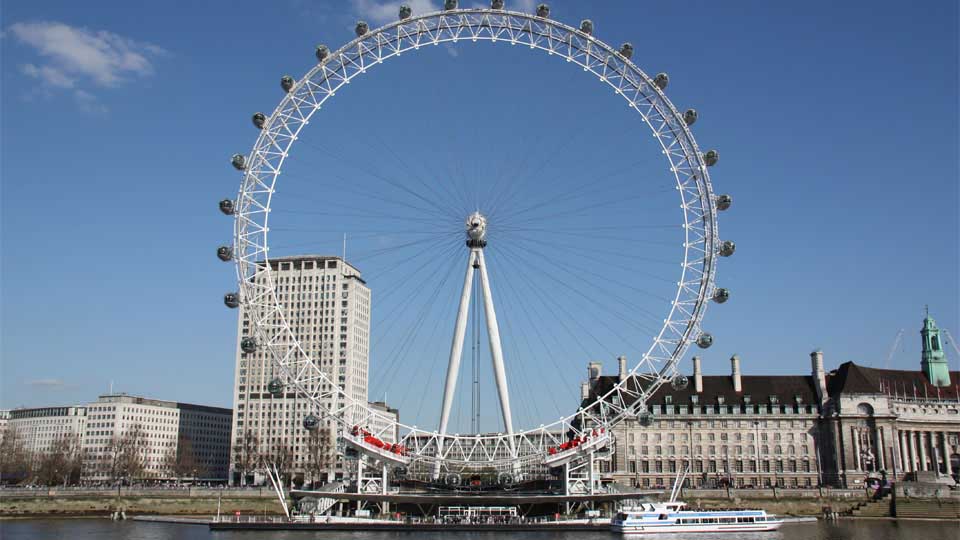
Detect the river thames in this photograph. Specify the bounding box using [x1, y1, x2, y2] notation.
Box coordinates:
[2, 519, 958, 540]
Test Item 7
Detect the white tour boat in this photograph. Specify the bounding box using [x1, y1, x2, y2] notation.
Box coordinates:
[611, 465, 782, 534]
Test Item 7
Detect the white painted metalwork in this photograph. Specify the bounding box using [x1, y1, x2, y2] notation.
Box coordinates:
[231, 6, 724, 473]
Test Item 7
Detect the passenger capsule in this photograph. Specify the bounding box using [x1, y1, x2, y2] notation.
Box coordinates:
[355, 21, 369, 36]
[280, 75, 295, 93]
[713, 288, 730, 304]
[491, 0, 504, 8]
[217, 246, 233, 262]
[619, 42, 634, 60]
[683, 109, 698, 126]
[637, 410, 653, 427]
[231, 154, 247, 171]
[498, 472, 514, 485]
[444, 0, 458, 10]
[719, 240, 736, 257]
[696, 333, 714, 349]
[267, 378, 284, 397]
[716, 194, 733, 211]
[580, 19, 593, 35]
[654, 72, 669, 90]
[219, 199, 235, 215]
[224, 292, 240, 309]
[703, 149, 719, 167]
[399, 5, 412, 19]
[252, 112, 266, 130]
[315, 44, 330, 61]
[303, 414, 320, 430]
[671, 375, 689, 391]
[446, 473, 462, 486]
[536, 3, 550, 17]
[240, 337, 257, 354]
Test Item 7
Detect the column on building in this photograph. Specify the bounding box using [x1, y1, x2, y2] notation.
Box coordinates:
[852, 427, 861, 471]
[919, 431, 929, 471]
[909, 431, 918, 472]
[943, 432, 953, 476]
[897, 430, 908, 473]
[877, 427, 886, 471]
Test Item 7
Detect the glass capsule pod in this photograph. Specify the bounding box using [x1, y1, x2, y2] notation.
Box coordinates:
[713, 288, 730, 303]
[444, 0, 458, 10]
[252, 112, 266, 129]
[719, 240, 736, 257]
[280, 75, 295, 93]
[219, 199, 235, 215]
[654, 72, 669, 90]
[446, 473, 462, 486]
[683, 109, 698, 126]
[240, 337, 257, 354]
[580, 19, 593, 35]
[355, 21, 369, 36]
[231, 154, 246, 171]
[303, 414, 320, 430]
[224, 292, 240, 309]
[696, 333, 714, 349]
[491, 0, 504, 8]
[703, 149, 719, 166]
[619, 42, 634, 60]
[637, 410, 653, 427]
[536, 3, 550, 17]
[315, 44, 330, 61]
[716, 194, 732, 211]
[217, 246, 233, 262]
[671, 375, 689, 391]
[399, 5, 412, 19]
[267, 378, 284, 396]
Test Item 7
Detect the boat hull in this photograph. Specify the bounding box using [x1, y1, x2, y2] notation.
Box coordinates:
[613, 521, 783, 534]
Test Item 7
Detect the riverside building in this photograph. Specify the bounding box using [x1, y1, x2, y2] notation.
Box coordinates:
[81, 393, 232, 482]
[584, 312, 959, 489]
[6, 406, 87, 455]
[230, 255, 388, 486]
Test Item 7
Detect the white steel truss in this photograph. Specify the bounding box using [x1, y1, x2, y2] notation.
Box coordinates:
[232, 6, 722, 473]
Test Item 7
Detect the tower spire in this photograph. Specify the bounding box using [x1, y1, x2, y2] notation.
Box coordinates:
[920, 309, 950, 387]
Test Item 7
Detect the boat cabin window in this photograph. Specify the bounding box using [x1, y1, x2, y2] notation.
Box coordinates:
[659, 514, 668, 520]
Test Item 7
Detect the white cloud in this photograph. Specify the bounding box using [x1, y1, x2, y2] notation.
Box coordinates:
[28, 378, 66, 388]
[6, 20, 166, 111]
[351, 0, 438, 26]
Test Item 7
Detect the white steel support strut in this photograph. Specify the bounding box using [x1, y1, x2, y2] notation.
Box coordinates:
[476, 249, 515, 443]
[436, 213, 516, 470]
[437, 251, 476, 439]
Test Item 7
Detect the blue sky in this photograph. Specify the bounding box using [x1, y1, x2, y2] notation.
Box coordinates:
[1, 1, 957, 433]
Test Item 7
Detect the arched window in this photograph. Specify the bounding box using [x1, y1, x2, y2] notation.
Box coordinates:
[856, 403, 874, 416]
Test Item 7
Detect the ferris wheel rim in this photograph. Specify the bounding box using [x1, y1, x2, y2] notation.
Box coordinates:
[231, 7, 722, 469]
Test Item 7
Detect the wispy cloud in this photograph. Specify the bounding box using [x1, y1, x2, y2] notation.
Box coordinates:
[351, 0, 438, 26]
[28, 379, 66, 388]
[6, 20, 166, 112]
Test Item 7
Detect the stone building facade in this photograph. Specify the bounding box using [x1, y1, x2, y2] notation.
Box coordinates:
[585, 313, 959, 489]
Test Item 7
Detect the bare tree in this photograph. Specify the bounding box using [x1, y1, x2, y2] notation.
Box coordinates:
[164, 435, 205, 483]
[0, 427, 31, 485]
[234, 430, 261, 486]
[304, 428, 333, 487]
[101, 424, 148, 484]
[264, 439, 295, 487]
[34, 434, 83, 486]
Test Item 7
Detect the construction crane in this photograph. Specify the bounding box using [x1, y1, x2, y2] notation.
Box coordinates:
[884, 329, 905, 369]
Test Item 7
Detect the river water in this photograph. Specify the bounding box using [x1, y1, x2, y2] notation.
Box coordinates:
[2, 519, 959, 540]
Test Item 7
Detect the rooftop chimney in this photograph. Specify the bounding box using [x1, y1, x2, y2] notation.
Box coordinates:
[588, 361, 602, 380]
[618, 355, 627, 381]
[811, 350, 827, 403]
[731, 354, 742, 393]
[693, 356, 703, 393]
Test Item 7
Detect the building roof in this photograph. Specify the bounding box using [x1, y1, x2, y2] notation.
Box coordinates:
[583, 372, 819, 408]
[826, 361, 959, 399]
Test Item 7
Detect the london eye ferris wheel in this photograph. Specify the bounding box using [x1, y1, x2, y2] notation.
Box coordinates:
[218, 1, 735, 479]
